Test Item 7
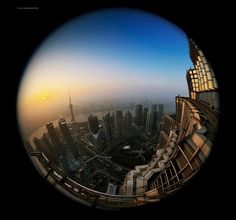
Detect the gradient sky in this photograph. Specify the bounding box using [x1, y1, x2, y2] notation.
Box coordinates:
[18, 8, 192, 135]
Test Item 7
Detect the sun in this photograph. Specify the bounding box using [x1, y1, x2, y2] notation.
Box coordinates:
[41, 96, 47, 101]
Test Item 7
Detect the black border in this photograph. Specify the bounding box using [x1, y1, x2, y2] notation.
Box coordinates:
[13, 0, 230, 218]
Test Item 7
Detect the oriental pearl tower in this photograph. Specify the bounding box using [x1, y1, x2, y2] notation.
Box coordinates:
[69, 92, 75, 122]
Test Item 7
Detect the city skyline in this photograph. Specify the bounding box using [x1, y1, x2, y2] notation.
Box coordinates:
[17, 8, 192, 137]
[27, 97, 167, 141]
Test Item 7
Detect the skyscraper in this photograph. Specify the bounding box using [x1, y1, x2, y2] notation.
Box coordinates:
[151, 104, 158, 130]
[125, 110, 132, 132]
[111, 112, 115, 130]
[33, 137, 42, 151]
[33, 137, 52, 157]
[103, 113, 112, 144]
[58, 118, 74, 146]
[187, 39, 219, 109]
[135, 104, 142, 126]
[115, 110, 123, 137]
[145, 105, 158, 133]
[142, 107, 149, 129]
[145, 110, 152, 134]
[46, 122, 61, 147]
[157, 104, 164, 129]
[88, 114, 99, 135]
[41, 133, 53, 153]
[69, 92, 75, 122]
[25, 140, 34, 152]
[158, 104, 164, 119]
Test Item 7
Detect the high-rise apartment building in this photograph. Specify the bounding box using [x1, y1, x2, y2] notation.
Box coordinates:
[115, 110, 123, 137]
[58, 118, 74, 146]
[135, 104, 142, 126]
[88, 114, 99, 135]
[124, 110, 132, 132]
[103, 113, 112, 144]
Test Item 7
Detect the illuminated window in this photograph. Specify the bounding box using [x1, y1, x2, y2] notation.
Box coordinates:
[208, 80, 214, 89]
[196, 60, 199, 67]
[213, 78, 218, 88]
[199, 50, 204, 56]
[200, 62, 204, 69]
[198, 55, 202, 62]
[204, 64, 210, 72]
[202, 83, 205, 91]
[201, 56, 207, 64]
[206, 71, 212, 80]
[202, 68, 206, 76]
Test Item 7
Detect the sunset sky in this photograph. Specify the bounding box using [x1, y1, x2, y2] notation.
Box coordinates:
[17, 8, 192, 136]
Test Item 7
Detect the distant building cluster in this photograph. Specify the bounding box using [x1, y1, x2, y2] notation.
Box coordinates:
[85, 103, 164, 154]
[27, 89, 165, 195]
[24, 39, 219, 210]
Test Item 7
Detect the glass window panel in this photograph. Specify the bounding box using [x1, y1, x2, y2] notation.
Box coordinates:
[202, 56, 207, 64]
[199, 68, 203, 75]
[204, 64, 210, 72]
[208, 80, 213, 89]
[202, 68, 206, 76]
[213, 78, 218, 88]
[199, 51, 204, 56]
[200, 62, 204, 69]
[198, 68, 201, 74]
[206, 71, 212, 80]
[211, 70, 216, 78]
[202, 84, 206, 91]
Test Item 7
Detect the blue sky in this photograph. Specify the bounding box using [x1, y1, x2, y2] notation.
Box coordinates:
[41, 8, 191, 83]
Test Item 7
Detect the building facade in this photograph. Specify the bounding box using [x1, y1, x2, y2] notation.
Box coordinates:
[115, 110, 123, 137]
[58, 118, 74, 147]
[88, 114, 99, 135]
[125, 110, 133, 132]
[135, 104, 142, 126]
[186, 39, 219, 109]
[103, 113, 112, 144]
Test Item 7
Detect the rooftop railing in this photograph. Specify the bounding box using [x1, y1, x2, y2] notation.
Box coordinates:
[30, 151, 150, 209]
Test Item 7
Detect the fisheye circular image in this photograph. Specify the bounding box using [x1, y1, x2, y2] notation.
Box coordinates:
[17, 8, 219, 210]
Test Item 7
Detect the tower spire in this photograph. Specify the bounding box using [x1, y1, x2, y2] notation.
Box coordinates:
[69, 91, 75, 122]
